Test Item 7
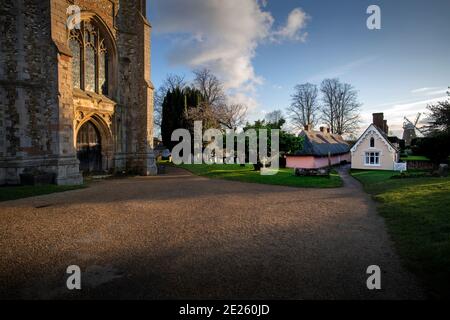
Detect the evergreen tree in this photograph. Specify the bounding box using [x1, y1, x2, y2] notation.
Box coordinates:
[161, 87, 203, 150]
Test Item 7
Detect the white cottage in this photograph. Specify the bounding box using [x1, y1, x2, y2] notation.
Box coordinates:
[351, 113, 400, 170]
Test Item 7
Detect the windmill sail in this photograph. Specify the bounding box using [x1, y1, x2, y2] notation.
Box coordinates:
[403, 113, 424, 146]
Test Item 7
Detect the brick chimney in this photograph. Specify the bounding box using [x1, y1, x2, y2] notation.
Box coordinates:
[384, 120, 389, 135]
[373, 113, 388, 134]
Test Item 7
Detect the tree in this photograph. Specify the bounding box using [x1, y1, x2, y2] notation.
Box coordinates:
[279, 131, 303, 155]
[320, 78, 361, 135]
[193, 68, 226, 107]
[154, 74, 187, 135]
[425, 88, 450, 134]
[161, 87, 184, 150]
[185, 100, 248, 131]
[333, 82, 361, 135]
[161, 69, 248, 147]
[265, 110, 285, 127]
[243, 117, 302, 170]
[185, 101, 220, 131]
[192, 68, 247, 130]
[161, 86, 202, 149]
[288, 83, 320, 129]
[243, 120, 278, 171]
[319, 79, 339, 133]
[411, 135, 450, 168]
[264, 115, 302, 155]
[414, 88, 450, 168]
[218, 103, 248, 130]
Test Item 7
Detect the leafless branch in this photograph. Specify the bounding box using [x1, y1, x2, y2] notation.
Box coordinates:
[288, 83, 320, 130]
[193, 68, 226, 107]
[320, 79, 361, 135]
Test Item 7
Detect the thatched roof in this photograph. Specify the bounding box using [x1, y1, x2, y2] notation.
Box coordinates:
[291, 129, 350, 157]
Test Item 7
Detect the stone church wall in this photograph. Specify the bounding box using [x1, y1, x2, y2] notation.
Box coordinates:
[116, 0, 156, 174]
[0, 0, 157, 185]
[0, 0, 81, 185]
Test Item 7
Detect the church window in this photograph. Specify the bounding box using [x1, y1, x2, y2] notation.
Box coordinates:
[69, 21, 110, 95]
[99, 39, 108, 95]
[85, 44, 96, 92]
[69, 37, 81, 89]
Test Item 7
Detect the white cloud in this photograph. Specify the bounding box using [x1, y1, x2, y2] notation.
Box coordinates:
[153, 0, 273, 91]
[411, 87, 448, 96]
[411, 87, 441, 93]
[307, 56, 377, 83]
[272, 8, 309, 42]
[152, 0, 310, 110]
[228, 92, 259, 113]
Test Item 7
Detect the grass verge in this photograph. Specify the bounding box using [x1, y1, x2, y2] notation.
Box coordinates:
[0, 184, 86, 202]
[176, 164, 343, 188]
[351, 169, 450, 299]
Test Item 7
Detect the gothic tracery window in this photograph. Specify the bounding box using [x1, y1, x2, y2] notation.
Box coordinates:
[69, 37, 81, 89]
[69, 20, 109, 95]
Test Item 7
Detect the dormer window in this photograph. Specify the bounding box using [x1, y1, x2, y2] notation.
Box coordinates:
[370, 137, 375, 148]
[69, 21, 109, 96]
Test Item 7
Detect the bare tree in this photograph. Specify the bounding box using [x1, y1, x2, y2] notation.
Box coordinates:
[186, 102, 248, 130]
[288, 83, 320, 130]
[185, 101, 220, 130]
[320, 79, 361, 135]
[218, 104, 248, 130]
[192, 69, 247, 130]
[154, 74, 187, 133]
[320, 79, 339, 133]
[334, 83, 361, 135]
[193, 68, 226, 107]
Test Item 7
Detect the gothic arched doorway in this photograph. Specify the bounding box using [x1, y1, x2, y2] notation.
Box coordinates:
[77, 121, 102, 173]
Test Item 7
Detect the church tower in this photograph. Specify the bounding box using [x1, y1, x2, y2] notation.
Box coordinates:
[0, 0, 157, 185]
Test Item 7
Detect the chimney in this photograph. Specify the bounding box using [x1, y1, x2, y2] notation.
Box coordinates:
[373, 113, 384, 130]
[384, 120, 389, 135]
[304, 124, 312, 131]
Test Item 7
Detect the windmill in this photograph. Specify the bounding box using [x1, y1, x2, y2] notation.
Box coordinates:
[403, 113, 425, 146]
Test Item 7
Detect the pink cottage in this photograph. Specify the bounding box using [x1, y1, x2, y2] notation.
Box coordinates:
[286, 125, 351, 169]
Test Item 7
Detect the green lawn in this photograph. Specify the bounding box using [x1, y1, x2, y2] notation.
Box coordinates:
[176, 164, 343, 188]
[0, 184, 86, 202]
[351, 169, 450, 299]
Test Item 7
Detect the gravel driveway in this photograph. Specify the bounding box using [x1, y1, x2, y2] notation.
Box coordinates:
[0, 167, 424, 299]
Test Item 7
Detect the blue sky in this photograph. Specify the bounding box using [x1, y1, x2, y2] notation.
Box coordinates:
[148, 0, 450, 136]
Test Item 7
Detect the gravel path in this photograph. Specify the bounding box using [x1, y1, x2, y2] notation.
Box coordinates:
[0, 167, 424, 299]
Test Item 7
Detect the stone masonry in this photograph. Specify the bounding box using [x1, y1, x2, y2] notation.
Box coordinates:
[0, 0, 157, 185]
